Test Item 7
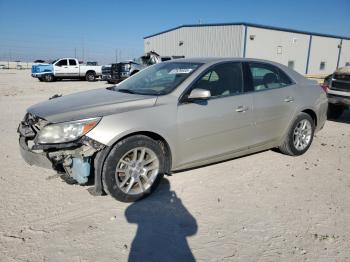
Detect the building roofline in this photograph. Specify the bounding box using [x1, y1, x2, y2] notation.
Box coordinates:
[143, 22, 350, 40]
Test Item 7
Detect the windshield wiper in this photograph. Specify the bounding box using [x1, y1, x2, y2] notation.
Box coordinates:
[115, 88, 160, 96]
[117, 88, 137, 94]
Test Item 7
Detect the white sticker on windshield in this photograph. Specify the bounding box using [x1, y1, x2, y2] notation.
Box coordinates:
[169, 68, 193, 74]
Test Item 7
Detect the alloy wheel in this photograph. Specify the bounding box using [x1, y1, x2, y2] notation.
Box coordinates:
[293, 119, 312, 151]
[115, 147, 159, 195]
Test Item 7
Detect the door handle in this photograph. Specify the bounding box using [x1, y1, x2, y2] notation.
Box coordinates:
[63, 66, 68, 68]
[284, 96, 294, 103]
[235, 106, 249, 112]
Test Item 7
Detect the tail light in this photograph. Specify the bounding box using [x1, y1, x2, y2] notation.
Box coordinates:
[320, 82, 329, 93]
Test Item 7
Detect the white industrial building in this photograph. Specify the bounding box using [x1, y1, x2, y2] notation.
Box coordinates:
[144, 22, 350, 75]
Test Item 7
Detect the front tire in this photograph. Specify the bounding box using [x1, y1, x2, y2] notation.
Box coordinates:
[327, 104, 344, 119]
[102, 135, 167, 202]
[279, 112, 315, 156]
[44, 74, 54, 82]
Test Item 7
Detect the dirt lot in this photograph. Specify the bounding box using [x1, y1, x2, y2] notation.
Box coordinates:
[0, 70, 349, 261]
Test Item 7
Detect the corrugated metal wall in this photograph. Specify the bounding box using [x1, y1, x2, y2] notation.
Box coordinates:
[145, 24, 349, 75]
[144, 25, 244, 57]
[245, 27, 310, 74]
[339, 39, 350, 68]
[307, 36, 341, 75]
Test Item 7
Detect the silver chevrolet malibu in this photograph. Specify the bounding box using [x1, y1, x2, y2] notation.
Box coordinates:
[18, 58, 328, 202]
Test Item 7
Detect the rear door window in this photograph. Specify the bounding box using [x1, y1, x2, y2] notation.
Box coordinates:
[248, 63, 293, 91]
[69, 59, 77, 66]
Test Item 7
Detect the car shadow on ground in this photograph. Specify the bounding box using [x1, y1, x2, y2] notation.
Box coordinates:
[328, 109, 350, 124]
[124, 178, 197, 262]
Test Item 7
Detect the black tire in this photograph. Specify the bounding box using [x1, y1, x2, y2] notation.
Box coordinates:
[279, 112, 315, 156]
[327, 104, 344, 119]
[85, 71, 96, 82]
[38, 77, 44, 82]
[102, 135, 167, 202]
[44, 74, 54, 82]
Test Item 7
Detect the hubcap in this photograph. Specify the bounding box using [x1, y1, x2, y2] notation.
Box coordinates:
[115, 147, 159, 195]
[293, 119, 312, 151]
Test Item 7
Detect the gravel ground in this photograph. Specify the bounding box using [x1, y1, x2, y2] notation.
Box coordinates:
[0, 70, 349, 261]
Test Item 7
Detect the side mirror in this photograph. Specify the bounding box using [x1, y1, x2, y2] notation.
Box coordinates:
[187, 88, 211, 100]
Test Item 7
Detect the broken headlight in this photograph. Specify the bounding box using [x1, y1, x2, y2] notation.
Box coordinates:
[36, 117, 100, 144]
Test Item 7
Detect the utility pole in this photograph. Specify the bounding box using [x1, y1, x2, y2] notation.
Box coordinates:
[74, 48, 77, 58]
[81, 37, 85, 62]
[115, 48, 118, 63]
[8, 50, 11, 69]
[82, 46, 85, 63]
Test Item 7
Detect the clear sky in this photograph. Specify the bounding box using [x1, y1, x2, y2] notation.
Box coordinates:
[0, 0, 349, 64]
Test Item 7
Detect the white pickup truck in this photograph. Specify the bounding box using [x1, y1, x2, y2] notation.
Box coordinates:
[31, 58, 102, 82]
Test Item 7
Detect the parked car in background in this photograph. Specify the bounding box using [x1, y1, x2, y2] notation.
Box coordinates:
[322, 66, 350, 119]
[0, 64, 9, 69]
[108, 60, 145, 84]
[16, 65, 24, 70]
[101, 64, 112, 82]
[102, 51, 184, 84]
[31, 58, 102, 82]
[18, 58, 327, 202]
[34, 59, 46, 63]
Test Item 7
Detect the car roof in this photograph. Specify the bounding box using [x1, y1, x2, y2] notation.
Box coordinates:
[166, 57, 308, 83]
[169, 57, 282, 64]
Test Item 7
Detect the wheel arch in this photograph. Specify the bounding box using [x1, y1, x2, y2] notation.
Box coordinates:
[116, 131, 172, 170]
[85, 70, 96, 76]
[93, 130, 173, 195]
[301, 108, 317, 127]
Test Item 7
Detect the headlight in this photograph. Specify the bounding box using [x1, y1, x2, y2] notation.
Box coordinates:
[36, 118, 100, 144]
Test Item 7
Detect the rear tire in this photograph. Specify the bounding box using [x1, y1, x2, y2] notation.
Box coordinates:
[327, 104, 344, 119]
[102, 135, 167, 202]
[38, 77, 44, 82]
[279, 112, 315, 156]
[85, 72, 96, 82]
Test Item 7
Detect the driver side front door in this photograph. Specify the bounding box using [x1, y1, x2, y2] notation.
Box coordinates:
[176, 62, 254, 168]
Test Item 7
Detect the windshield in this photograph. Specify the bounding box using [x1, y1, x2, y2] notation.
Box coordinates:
[113, 62, 202, 95]
[50, 59, 58, 64]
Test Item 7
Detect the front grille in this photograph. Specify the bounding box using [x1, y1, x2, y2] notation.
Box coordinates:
[331, 80, 350, 92]
[112, 63, 130, 72]
[102, 67, 111, 74]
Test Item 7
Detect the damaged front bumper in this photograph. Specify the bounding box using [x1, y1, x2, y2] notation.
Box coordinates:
[19, 136, 53, 169]
[17, 116, 106, 186]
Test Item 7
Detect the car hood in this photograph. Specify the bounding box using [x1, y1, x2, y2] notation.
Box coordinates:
[28, 88, 157, 123]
